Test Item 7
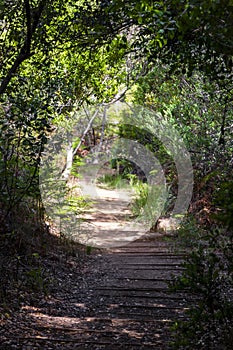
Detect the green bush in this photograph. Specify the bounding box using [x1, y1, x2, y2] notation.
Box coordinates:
[170, 205, 233, 349]
[212, 180, 233, 231]
[130, 179, 148, 216]
[96, 173, 129, 189]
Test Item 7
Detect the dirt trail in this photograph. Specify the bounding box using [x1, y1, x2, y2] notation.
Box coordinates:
[0, 182, 190, 349]
[76, 178, 148, 248]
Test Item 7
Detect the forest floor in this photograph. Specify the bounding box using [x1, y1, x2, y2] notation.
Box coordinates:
[0, 181, 191, 349]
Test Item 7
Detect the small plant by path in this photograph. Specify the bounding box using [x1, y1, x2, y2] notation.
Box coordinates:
[169, 214, 233, 350]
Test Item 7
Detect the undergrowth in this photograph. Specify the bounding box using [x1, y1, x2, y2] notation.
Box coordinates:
[169, 181, 233, 349]
[96, 173, 129, 189]
[0, 191, 90, 310]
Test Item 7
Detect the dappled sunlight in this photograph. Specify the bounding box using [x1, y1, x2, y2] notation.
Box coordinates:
[1, 236, 192, 348]
[74, 179, 149, 247]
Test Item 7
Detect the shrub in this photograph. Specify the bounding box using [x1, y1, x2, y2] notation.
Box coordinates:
[170, 180, 233, 350]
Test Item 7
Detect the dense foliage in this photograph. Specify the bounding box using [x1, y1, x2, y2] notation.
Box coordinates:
[0, 0, 232, 347]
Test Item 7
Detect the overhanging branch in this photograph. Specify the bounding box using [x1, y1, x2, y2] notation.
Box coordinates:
[0, 0, 46, 95]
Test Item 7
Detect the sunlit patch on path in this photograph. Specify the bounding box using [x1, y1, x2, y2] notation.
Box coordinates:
[76, 178, 147, 248]
[0, 238, 191, 349]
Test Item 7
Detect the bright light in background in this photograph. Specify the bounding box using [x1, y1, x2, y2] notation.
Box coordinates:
[39, 103, 193, 248]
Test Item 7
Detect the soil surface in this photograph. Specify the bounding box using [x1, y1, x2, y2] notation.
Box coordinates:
[76, 177, 148, 248]
[0, 183, 190, 349]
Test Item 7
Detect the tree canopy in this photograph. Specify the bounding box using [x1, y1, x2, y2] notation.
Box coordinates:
[0, 0, 232, 226]
[1, 0, 233, 95]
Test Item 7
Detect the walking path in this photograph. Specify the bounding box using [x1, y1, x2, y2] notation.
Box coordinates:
[76, 178, 148, 248]
[0, 182, 190, 349]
